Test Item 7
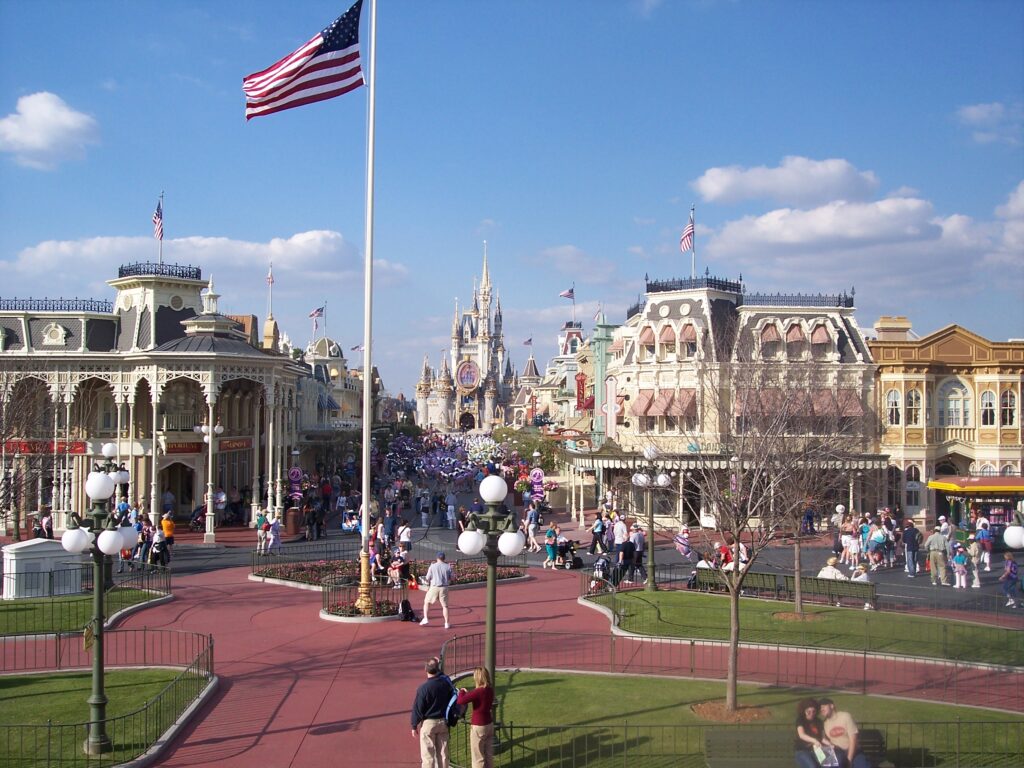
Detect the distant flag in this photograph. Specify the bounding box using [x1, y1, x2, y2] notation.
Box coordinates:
[679, 207, 695, 254]
[242, 0, 365, 120]
[266, 264, 275, 286]
[152, 201, 163, 241]
[523, 337, 532, 346]
[309, 306, 325, 319]
[594, 306, 602, 323]
[351, 343, 364, 352]
[558, 288, 575, 300]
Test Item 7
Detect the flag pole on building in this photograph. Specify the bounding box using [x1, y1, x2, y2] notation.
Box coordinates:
[680, 205, 696, 279]
[152, 192, 164, 264]
[266, 261, 274, 318]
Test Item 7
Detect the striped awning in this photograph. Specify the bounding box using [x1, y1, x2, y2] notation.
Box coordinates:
[630, 390, 654, 416]
[670, 388, 696, 417]
[659, 325, 676, 342]
[680, 324, 697, 343]
[760, 325, 781, 343]
[811, 324, 831, 344]
[786, 325, 805, 342]
[648, 390, 674, 416]
[638, 327, 655, 344]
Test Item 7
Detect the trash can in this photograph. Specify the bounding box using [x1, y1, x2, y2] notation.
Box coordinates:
[285, 507, 301, 537]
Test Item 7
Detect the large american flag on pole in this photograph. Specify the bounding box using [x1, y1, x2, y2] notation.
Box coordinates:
[679, 208, 695, 254]
[152, 201, 163, 241]
[243, 0, 364, 120]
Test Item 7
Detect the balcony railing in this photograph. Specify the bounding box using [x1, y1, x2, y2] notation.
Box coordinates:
[0, 298, 113, 313]
[118, 262, 202, 280]
[742, 291, 855, 308]
[933, 426, 977, 444]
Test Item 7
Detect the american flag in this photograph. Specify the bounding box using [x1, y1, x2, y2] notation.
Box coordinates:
[351, 343, 364, 352]
[309, 306, 325, 319]
[243, 1, 364, 120]
[152, 201, 163, 241]
[558, 288, 574, 300]
[679, 208, 695, 254]
[594, 306, 602, 322]
[523, 337, 532, 346]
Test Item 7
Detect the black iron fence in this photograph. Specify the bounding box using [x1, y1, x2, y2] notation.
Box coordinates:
[446, 718, 1024, 768]
[0, 566, 171, 636]
[0, 629, 214, 767]
[321, 577, 408, 617]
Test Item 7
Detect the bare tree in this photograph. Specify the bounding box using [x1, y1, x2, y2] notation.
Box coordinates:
[0, 373, 54, 541]
[680, 322, 876, 711]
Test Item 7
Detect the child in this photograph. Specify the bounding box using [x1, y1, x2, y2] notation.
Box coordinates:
[951, 544, 969, 589]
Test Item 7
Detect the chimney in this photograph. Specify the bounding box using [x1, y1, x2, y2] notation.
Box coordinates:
[874, 316, 912, 342]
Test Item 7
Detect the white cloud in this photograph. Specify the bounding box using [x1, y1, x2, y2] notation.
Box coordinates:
[692, 156, 879, 207]
[535, 245, 617, 284]
[0, 92, 99, 170]
[956, 101, 1023, 146]
[987, 181, 1024, 266]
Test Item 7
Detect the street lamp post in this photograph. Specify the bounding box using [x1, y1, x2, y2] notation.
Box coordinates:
[631, 445, 671, 592]
[457, 474, 525, 683]
[60, 442, 135, 756]
[194, 420, 224, 543]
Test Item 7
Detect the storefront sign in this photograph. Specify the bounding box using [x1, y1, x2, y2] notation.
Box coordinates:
[575, 372, 586, 410]
[4, 440, 87, 455]
[529, 467, 545, 501]
[218, 438, 252, 452]
[165, 442, 203, 454]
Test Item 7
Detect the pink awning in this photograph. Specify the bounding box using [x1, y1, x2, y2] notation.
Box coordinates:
[734, 388, 760, 417]
[659, 325, 676, 342]
[638, 327, 655, 344]
[680, 324, 697, 343]
[630, 390, 654, 416]
[581, 395, 595, 410]
[811, 389, 839, 416]
[811, 324, 830, 344]
[838, 389, 864, 417]
[609, 338, 624, 353]
[648, 390, 674, 416]
[786, 325, 805, 343]
[760, 325, 781, 343]
[671, 388, 697, 417]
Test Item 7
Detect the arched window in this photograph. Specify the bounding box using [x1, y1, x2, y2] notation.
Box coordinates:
[785, 324, 807, 360]
[810, 323, 831, 360]
[981, 390, 996, 426]
[906, 464, 921, 507]
[937, 379, 971, 427]
[1002, 464, 1017, 476]
[886, 465, 903, 509]
[979, 464, 996, 476]
[906, 389, 921, 426]
[1001, 390, 1017, 427]
[760, 324, 782, 360]
[885, 390, 901, 426]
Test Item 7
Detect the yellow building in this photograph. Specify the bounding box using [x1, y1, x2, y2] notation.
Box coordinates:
[868, 316, 1024, 524]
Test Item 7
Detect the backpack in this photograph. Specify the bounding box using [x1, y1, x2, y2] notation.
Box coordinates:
[443, 676, 466, 727]
[399, 599, 417, 622]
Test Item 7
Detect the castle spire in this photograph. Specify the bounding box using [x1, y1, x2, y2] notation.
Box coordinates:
[481, 240, 490, 290]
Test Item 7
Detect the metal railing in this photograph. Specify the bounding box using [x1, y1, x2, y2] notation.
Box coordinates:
[0, 298, 114, 313]
[321, 577, 408, 617]
[0, 565, 171, 637]
[742, 291, 855, 308]
[0, 628, 214, 767]
[446, 718, 1024, 768]
[117, 262, 202, 280]
[441, 629, 1024, 713]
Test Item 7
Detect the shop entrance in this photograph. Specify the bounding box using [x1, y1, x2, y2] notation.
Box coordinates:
[159, 462, 196, 519]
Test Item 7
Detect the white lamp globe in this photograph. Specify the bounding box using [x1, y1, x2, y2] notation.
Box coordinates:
[61, 527, 90, 554]
[193, 425, 203, 434]
[1003, 525, 1024, 550]
[214, 424, 225, 435]
[117, 469, 131, 484]
[480, 474, 507, 504]
[656, 473, 672, 488]
[108, 470, 122, 484]
[498, 530, 526, 557]
[119, 525, 139, 550]
[98, 529, 124, 556]
[203, 435, 211, 444]
[643, 445, 659, 461]
[101, 442, 118, 459]
[458, 529, 486, 556]
[835, 504, 846, 515]
[85, 471, 116, 501]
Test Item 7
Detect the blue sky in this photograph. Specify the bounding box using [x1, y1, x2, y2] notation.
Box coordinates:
[1, 0, 1022, 396]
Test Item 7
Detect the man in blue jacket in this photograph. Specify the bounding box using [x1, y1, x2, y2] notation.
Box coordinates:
[411, 656, 451, 767]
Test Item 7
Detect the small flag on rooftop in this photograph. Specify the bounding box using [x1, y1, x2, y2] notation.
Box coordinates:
[243, 0, 365, 120]
[152, 201, 163, 241]
[523, 337, 532, 346]
[351, 343, 364, 352]
[558, 288, 574, 300]
[679, 207, 695, 254]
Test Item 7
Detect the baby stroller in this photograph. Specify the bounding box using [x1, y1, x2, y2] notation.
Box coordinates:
[559, 539, 583, 570]
[189, 506, 206, 532]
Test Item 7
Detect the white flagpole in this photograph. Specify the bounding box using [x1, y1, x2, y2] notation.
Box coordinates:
[690, 205, 696, 280]
[359, 0, 378, 580]
[158, 191, 164, 265]
[571, 283, 576, 325]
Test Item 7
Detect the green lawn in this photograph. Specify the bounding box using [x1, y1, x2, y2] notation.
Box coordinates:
[594, 591, 1024, 666]
[0, 669, 187, 768]
[0, 587, 155, 635]
[446, 672, 1023, 768]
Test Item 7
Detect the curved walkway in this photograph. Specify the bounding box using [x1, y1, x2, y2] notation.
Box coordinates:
[118, 563, 1019, 767]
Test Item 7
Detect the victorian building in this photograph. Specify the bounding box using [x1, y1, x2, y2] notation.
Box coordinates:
[868, 317, 1023, 525]
[416, 250, 516, 431]
[0, 261, 339, 542]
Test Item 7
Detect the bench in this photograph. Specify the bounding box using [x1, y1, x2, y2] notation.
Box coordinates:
[782, 575, 877, 608]
[694, 569, 778, 597]
[704, 727, 888, 768]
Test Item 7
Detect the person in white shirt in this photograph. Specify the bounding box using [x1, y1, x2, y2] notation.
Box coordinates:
[817, 556, 849, 581]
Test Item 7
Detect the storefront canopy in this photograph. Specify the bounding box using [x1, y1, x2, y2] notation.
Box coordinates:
[927, 476, 1024, 495]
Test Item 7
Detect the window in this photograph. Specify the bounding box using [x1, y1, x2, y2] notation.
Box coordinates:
[906, 465, 921, 508]
[937, 379, 970, 427]
[1001, 390, 1017, 426]
[1002, 464, 1017, 476]
[981, 391, 996, 426]
[886, 390, 901, 426]
[979, 464, 996, 476]
[906, 389, 921, 426]
[760, 324, 782, 360]
[785, 325, 807, 360]
[886, 466, 903, 510]
[810, 323, 831, 361]
[663, 415, 678, 432]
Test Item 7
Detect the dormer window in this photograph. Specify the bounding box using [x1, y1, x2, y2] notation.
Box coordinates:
[785, 324, 807, 360]
[638, 326, 655, 361]
[760, 324, 782, 359]
[658, 325, 676, 361]
[42, 322, 69, 346]
[680, 324, 698, 358]
[810, 323, 831, 360]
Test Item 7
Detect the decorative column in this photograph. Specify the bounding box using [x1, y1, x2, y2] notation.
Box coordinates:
[204, 394, 217, 544]
[150, 391, 160, 519]
[266, 388, 276, 513]
[126, 399, 135, 504]
[250, 389, 262, 525]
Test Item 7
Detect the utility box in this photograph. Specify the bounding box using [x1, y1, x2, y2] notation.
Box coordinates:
[285, 507, 301, 537]
[2, 539, 86, 599]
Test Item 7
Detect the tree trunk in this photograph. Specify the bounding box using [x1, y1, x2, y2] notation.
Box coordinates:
[794, 536, 803, 615]
[726, 585, 740, 711]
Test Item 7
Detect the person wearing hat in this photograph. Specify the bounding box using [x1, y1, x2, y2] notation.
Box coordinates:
[850, 564, 874, 609]
[420, 551, 454, 628]
[924, 525, 950, 586]
[817, 556, 848, 581]
[951, 542, 969, 589]
[967, 534, 982, 588]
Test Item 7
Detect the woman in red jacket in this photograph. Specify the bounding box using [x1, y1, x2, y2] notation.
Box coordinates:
[456, 666, 494, 768]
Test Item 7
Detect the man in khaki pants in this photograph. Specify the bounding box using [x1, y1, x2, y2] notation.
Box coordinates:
[411, 657, 450, 767]
[924, 525, 950, 586]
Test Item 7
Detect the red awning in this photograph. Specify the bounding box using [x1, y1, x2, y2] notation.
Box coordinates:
[671, 388, 697, 417]
[581, 395, 595, 410]
[787, 389, 813, 416]
[609, 339, 624, 353]
[659, 325, 676, 342]
[811, 324, 830, 344]
[786, 325, 805, 343]
[648, 390, 674, 416]
[760, 325, 781, 343]
[638, 327, 655, 344]
[811, 389, 839, 416]
[680, 324, 697, 343]
[837, 389, 864, 417]
[630, 389, 654, 416]
[733, 388, 761, 417]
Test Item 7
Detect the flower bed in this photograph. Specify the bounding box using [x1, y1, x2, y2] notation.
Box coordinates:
[254, 558, 524, 587]
[325, 598, 399, 617]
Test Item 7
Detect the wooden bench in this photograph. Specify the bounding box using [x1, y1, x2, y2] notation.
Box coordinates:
[783, 575, 877, 608]
[694, 569, 778, 597]
[704, 726, 888, 768]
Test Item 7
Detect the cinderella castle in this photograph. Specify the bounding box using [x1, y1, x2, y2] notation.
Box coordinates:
[416, 248, 517, 431]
